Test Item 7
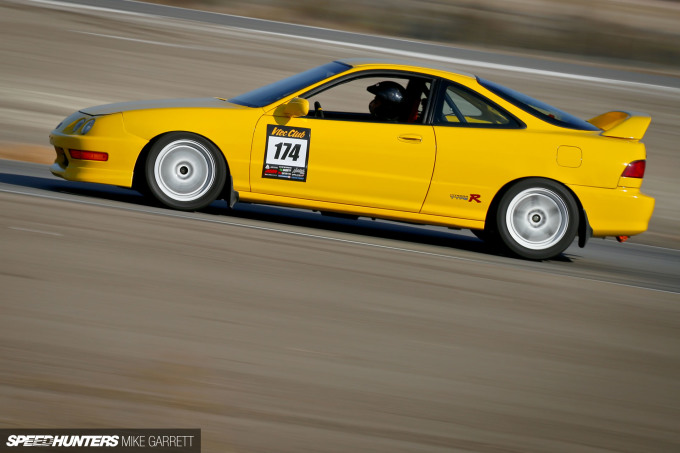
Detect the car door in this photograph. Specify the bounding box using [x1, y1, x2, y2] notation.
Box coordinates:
[249, 74, 436, 212]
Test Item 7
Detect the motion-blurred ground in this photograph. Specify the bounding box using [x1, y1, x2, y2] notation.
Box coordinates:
[145, 0, 680, 70]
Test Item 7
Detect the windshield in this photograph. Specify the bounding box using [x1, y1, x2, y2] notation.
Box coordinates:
[229, 61, 351, 108]
[478, 77, 600, 131]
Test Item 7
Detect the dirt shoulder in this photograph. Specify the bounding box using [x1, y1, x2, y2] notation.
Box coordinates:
[0, 144, 54, 165]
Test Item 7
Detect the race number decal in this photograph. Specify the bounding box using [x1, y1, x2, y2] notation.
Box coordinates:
[262, 125, 311, 182]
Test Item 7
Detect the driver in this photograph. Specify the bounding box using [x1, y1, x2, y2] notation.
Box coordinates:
[367, 81, 407, 121]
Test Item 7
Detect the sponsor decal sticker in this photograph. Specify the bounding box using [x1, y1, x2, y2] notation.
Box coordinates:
[262, 125, 311, 182]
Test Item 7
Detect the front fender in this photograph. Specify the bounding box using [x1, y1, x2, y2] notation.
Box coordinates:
[122, 106, 265, 193]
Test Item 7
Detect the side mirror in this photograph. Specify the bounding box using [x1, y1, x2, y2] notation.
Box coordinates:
[281, 97, 309, 118]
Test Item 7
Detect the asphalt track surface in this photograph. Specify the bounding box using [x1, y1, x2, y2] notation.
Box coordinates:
[1, 1, 679, 452]
[2, 160, 679, 453]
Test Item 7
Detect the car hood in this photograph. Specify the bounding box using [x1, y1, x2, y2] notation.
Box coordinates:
[80, 97, 241, 116]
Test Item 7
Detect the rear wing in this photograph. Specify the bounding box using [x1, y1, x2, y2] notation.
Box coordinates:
[587, 111, 651, 140]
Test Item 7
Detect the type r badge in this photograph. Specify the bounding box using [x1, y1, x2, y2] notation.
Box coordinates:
[451, 193, 482, 203]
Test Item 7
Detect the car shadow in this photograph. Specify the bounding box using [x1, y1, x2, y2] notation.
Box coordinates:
[0, 171, 572, 262]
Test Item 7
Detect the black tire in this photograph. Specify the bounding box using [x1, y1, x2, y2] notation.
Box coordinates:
[495, 178, 578, 260]
[145, 132, 227, 211]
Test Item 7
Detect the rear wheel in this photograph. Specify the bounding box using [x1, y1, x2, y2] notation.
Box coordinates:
[145, 133, 227, 211]
[496, 179, 578, 260]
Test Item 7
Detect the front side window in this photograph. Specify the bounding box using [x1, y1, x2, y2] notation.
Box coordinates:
[434, 83, 519, 128]
[303, 73, 432, 124]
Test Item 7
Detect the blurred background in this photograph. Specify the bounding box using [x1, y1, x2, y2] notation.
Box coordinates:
[2, 0, 677, 245]
[144, 0, 680, 71]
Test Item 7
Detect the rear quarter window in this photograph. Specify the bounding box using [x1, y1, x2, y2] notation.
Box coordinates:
[434, 82, 521, 128]
[478, 77, 600, 131]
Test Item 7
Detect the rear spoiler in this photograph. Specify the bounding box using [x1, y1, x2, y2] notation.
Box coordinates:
[587, 111, 651, 140]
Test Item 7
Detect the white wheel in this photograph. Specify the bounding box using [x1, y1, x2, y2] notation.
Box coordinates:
[497, 179, 578, 260]
[154, 139, 216, 202]
[505, 187, 570, 250]
[146, 133, 227, 211]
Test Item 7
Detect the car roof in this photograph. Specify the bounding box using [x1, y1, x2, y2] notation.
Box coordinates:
[336, 57, 476, 80]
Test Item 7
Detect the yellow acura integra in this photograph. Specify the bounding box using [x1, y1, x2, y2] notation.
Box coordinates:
[50, 59, 654, 260]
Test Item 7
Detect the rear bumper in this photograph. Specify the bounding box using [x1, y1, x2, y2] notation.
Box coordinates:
[570, 184, 655, 237]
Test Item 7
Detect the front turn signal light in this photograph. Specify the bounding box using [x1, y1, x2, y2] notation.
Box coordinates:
[69, 150, 108, 161]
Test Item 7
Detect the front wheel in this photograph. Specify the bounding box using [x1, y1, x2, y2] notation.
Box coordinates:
[496, 179, 578, 260]
[145, 133, 227, 211]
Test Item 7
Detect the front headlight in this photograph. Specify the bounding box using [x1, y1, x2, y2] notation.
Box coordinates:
[81, 119, 95, 134]
[72, 118, 86, 133]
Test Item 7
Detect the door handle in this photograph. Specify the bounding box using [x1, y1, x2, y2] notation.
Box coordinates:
[398, 134, 423, 143]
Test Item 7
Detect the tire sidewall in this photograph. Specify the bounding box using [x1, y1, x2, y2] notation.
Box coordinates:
[497, 178, 578, 260]
[145, 132, 227, 211]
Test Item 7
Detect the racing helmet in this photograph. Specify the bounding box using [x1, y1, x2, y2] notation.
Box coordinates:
[367, 81, 406, 119]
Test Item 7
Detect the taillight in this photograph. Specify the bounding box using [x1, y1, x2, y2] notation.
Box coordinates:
[621, 160, 645, 178]
[69, 150, 108, 161]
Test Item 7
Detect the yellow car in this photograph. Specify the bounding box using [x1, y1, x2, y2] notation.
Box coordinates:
[49, 59, 654, 260]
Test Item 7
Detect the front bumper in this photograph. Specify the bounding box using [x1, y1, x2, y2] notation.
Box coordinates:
[49, 112, 147, 188]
